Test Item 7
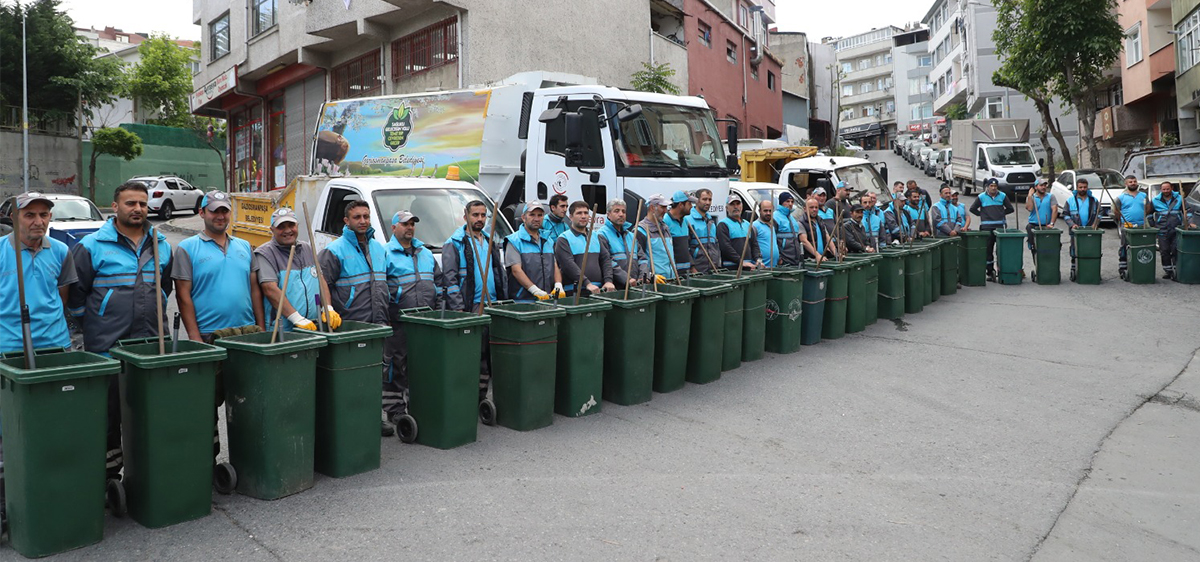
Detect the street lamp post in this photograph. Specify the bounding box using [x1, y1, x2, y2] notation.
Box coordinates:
[22, 9, 30, 193]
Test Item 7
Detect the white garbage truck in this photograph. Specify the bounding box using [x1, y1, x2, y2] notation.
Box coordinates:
[949, 118, 1043, 197]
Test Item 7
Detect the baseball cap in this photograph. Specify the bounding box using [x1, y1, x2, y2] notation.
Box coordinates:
[647, 193, 670, 207]
[521, 200, 546, 215]
[850, 204, 864, 213]
[836, 181, 848, 190]
[201, 190, 232, 212]
[985, 178, 999, 186]
[271, 207, 298, 227]
[812, 187, 827, 197]
[671, 190, 698, 205]
[15, 192, 53, 209]
[778, 192, 795, 204]
[727, 195, 743, 204]
[391, 210, 420, 225]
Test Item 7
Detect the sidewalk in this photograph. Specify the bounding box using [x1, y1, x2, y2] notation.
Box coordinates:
[159, 213, 203, 236]
[1033, 350, 1200, 561]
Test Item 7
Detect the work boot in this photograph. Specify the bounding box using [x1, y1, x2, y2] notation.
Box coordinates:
[381, 420, 395, 438]
[986, 271, 997, 283]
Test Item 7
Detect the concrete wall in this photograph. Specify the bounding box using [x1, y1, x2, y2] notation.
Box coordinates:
[809, 41, 836, 124]
[81, 124, 225, 204]
[0, 132, 82, 200]
[651, 32, 690, 91]
[783, 92, 809, 130]
[1174, 0, 1200, 143]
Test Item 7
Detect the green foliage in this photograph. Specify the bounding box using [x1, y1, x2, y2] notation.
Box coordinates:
[0, 0, 124, 121]
[1162, 132, 1179, 147]
[89, 127, 143, 200]
[630, 62, 681, 95]
[127, 35, 198, 127]
[944, 103, 968, 121]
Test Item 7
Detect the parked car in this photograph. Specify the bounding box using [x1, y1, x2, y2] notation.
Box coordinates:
[840, 139, 864, 153]
[1050, 168, 1126, 224]
[0, 194, 107, 249]
[917, 146, 936, 172]
[907, 140, 928, 164]
[938, 148, 953, 182]
[128, 175, 206, 219]
[893, 134, 913, 154]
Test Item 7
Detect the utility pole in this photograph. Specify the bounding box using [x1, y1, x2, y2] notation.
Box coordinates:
[22, 9, 30, 193]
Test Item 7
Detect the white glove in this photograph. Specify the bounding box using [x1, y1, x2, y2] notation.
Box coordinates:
[287, 311, 317, 331]
[552, 283, 566, 298]
[530, 286, 550, 300]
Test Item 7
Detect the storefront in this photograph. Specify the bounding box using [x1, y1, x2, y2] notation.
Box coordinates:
[839, 123, 886, 150]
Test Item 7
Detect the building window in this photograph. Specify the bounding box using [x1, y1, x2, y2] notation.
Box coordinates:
[910, 103, 933, 121]
[860, 82, 872, 94]
[268, 97, 286, 189]
[332, 49, 382, 100]
[751, 65, 759, 81]
[858, 58, 870, 70]
[918, 55, 932, 67]
[885, 100, 895, 114]
[842, 108, 855, 120]
[392, 17, 458, 80]
[767, 71, 776, 91]
[209, 13, 229, 61]
[909, 77, 929, 96]
[1125, 23, 1143, 67]
[841, 62, 853, 73]
[698, 20, 712, 47]
[1178, 10, 1200, 73]
[875, 54, 884, 66]
[727, 41, 737, 64]
[985, 96, 1004, 118]
[738, 2, 751, 29]
[884, 53, 892, 64]
[842, 84, 854, 96]
[750, 125, 764, 138]
[864, 105, 875, 117]
[251, 0, 276, 37]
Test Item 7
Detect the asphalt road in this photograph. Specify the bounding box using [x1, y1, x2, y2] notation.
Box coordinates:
[10, 161, 1200, 561]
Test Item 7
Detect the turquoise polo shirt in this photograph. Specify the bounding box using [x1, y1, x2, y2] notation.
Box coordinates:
[0, 235, 75, 353]
[171, 231, 255, 335]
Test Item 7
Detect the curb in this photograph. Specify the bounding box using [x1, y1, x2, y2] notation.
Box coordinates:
[158, 217, 201, 236]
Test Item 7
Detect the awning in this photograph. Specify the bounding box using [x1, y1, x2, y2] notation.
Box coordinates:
[839, 123, 882, 139]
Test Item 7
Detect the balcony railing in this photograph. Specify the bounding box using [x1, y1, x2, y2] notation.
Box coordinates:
[0, 105, 77, 137]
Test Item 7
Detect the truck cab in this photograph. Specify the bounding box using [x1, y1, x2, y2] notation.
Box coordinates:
[971, 143, 1040, 198]
[777, 156, 893, 207]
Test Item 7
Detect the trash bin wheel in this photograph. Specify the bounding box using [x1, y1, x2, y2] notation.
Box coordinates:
[214, 462, 237, 495]
[106, 478, 127, 517]
[1031, 271, 1037, 283]
[478, 399, 497, 426]
[1069, 270, 1077, 282]
[396, 414, 418, 443]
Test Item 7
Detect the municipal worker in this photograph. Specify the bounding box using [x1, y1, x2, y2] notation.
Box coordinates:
[598, 199, 642, 288]
[1112, 175, 1148, 278]
[686, 188, 719, 273]
[900, 188, 933, 240]
[637, 194, 677, 281]
[172, 190, 262, 459]
[717, 196, 761, 269]
[659, 191, 696, 277]
[541, 194, 570, 241]
[753, 199, 780, 267]
[173, 190, 263, 342]
[906, 180, 934, 208]
[825, 182, 853, 221]
[503, 201, 561, 300]
[930, 185, 961, 238]
[951, 191, 970, 231]
[799, 197, 834, 262]
[1149, 181, 1185, 280]
[773, 192, 803, 266]
[1062, 178, 1100, 282]
[382, 210, 443, 430]
[253, 208, 330, 333]
[555, 201, 615, 295]
[321, 200, 394, 432]
[1, 192, 75, 353]
[841, 204, 872, 254]
[1024, 179, 1059, 260]
[969, 178, 1014, 282]
[814, 187, 837, 233]
[443, 200, 506, 403]
[69, 181, 172, 481]
[861, 192, 888, 250]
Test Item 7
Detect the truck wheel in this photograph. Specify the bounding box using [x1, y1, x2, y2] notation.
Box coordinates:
[158, 200, 174, 220]
[193, 198, 203, 215]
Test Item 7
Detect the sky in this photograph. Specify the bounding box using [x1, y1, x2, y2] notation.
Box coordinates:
[59, 0, 933, 47]
[774, 0, 930, 40]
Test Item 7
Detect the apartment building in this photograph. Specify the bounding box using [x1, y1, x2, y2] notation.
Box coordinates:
[1175, 0, 1200, 142]
[833, 26, 903, 150]
[892, 28, 938, 141]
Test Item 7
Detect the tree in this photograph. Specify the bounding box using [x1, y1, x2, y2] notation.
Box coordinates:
[89, 127, 143, 201]
[992, 0, 1123, 167]
[127, 35, 197, 127]
[630, 62, 681, 95]
[0, 0, 124, 122]
[944, 103, 968, 121]
[189, 116, 228, 189]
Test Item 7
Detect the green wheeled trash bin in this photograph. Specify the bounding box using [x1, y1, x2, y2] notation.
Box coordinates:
[857, 254, 882, 325]
[960, 231, 991, 287]
[764, 267, 805, 354]
[1030, 228, 1062, 285]
[645, 284, 697, 393]
[733, 271, 771, 362]
[484, 302, 566, 431]
[1, 350, 120, 558]
[877, 248, 907, 320]
[551, 297, 611, 416]
[940, 237, 960, 296]
[692, 273, 746, 372]
[1124, 227, 1159, 284]
[111, 339, 227, 528]
[903, 246, 926, 314]
[594, 292, 661, 403]
[1073, 228, 1104, 284]
[214, 330, 327, 500]
[801, 267, 833, 345]
[678, 279, 730, 383]
[994, 229, 1027, 285]
[817, 260, 852, 340]
[397, 309, 490, 449]
[913, 239, 942, 303]
[1178, 229, 1200, 284]
[827, 259, 868, 334]
[311, 321, 392, 478]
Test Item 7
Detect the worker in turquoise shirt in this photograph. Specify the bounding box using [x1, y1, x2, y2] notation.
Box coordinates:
[0, 192, 75, 354]
[752, 199, 779, 267]
[1113, 175, 1148, 278]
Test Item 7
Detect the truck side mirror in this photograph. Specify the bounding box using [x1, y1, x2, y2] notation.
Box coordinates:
[726, 124, 739, 155]
[879, 163, 888, 184]
[538, 108, 563, 123]
[1038, 158, 1045, 167]
[564, 112, 585, 167]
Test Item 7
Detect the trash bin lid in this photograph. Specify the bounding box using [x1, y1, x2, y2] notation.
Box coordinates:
[993, 229, 1027, 238]
[313, 320, 394, 344]
[679, 278, 733, 296]
[214, 329, 327, 356]
[484, 302, 568, 320]
[0, 350, 121, 385]
[398, 308, 493, 329]
[547, 296, 613, 314]
[646, 283, 699, 302]
[594, 292, 663, 308]
[111, 339, 227, 368]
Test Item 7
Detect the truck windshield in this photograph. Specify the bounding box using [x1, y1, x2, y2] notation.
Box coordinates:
[986, 145, 1037, 166]
[51, 199, 103, 221]
[836, 164, 891, 206]
[609, 102, 727, 174]
[372, 188, 512, 251]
